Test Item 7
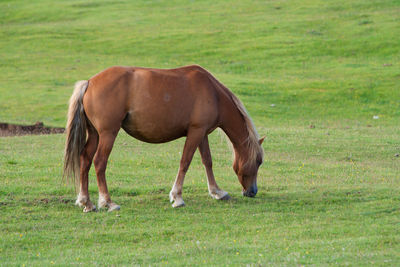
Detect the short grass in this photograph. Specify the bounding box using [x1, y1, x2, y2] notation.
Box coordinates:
[0, 0, 399, 265]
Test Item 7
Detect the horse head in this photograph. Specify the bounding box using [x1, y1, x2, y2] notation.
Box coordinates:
[233, 137, 265, 197]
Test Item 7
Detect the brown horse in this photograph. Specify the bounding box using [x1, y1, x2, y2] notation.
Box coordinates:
[64, 65, 264, 212]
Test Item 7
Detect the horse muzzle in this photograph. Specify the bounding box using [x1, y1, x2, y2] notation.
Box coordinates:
[242, 183, 258, 198]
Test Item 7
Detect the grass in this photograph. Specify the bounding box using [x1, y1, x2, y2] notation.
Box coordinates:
[1, 129, 399, 265]
[0, 0, 399, 265]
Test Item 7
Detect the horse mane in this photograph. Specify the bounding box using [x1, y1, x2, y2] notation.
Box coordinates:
[227, 91, 264, 164]
[204, 68, 264, 164]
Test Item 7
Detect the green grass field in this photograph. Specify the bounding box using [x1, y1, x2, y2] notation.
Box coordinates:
[1, 0, 399, 265]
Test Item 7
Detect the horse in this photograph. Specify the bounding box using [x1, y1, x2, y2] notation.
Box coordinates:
[63, 65, 264, 212]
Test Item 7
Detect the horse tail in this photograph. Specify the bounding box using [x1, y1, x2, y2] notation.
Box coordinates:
[63, 80, 89, 186]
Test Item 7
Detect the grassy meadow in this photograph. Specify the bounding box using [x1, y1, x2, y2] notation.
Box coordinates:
[1, 0, 399, 265]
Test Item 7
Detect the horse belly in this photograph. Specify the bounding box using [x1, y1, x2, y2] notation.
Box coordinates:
[121, 109, 189, 143]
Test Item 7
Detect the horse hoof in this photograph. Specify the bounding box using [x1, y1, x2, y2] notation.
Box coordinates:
[108, 203, 121, 212]
[210, 190, 230, 200]
[75, 194, 89, 207]
[83, 205, 97, 213]
[219, 193, 231, 200]
[172, 199, 185, 208]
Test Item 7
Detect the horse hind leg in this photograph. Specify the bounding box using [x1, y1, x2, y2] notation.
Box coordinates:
[93, 131, 120, 212]
[198, 136, 230, 200]
[76, 125, 99, 212]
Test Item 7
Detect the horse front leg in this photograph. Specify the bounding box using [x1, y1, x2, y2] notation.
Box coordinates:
[198, 136, 230, 200]
[169, 129, 205, 208]
[93, 131, 120, 212]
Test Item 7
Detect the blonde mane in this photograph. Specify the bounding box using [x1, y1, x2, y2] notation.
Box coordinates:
[202, 67, 264, 165]
[228, 92, 264, 164]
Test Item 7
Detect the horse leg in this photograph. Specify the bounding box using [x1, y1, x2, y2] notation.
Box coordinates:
[93, 131, 120, 212]
[76, 125, 99, 212]
[198, 136, 230, 200]
[169, 129, 205, 208]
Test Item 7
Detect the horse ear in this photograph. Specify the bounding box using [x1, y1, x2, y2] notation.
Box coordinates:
[259, 136, 265, 145]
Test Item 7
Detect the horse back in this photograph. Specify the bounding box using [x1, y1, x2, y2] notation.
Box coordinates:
[84, 65, 220, 143]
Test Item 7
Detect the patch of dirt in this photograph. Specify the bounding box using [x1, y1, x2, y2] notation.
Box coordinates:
[0, 121, 64, 137]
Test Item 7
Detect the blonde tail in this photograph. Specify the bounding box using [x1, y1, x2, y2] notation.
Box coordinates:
[63, 80, 89, 186]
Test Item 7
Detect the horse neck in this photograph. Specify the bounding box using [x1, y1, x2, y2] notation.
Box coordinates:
[219, 95, 250, 159]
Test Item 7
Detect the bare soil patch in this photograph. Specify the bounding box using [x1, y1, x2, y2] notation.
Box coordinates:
[0, 122, 64, 137]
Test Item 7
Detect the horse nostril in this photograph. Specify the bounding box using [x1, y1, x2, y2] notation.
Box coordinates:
[242, 185, 257, 198]
[251, 184, 258, 197]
